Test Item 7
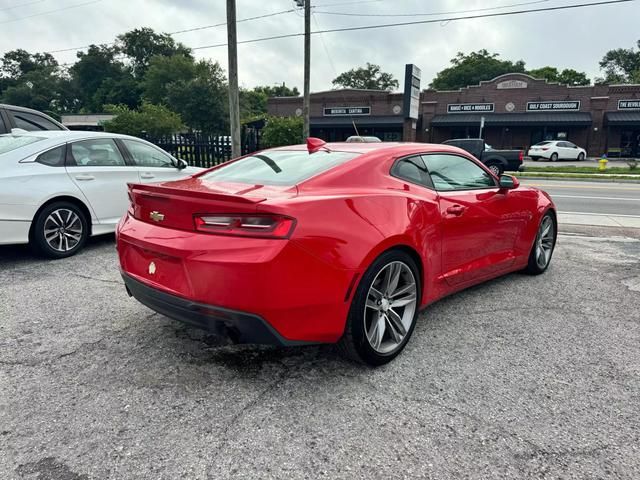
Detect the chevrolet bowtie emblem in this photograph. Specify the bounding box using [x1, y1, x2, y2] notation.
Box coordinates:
[149, 211, 165, 222]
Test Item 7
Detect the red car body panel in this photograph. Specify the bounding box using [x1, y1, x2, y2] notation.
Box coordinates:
[117, 142, 555, 344]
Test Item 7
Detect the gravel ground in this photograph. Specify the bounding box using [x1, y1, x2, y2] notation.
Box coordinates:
[1, 229, 639, 480]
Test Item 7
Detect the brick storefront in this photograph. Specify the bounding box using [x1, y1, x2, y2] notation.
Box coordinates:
[267, 73, 640, 157]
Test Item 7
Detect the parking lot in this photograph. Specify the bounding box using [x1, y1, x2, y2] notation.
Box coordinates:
[1, 228, 640, 479]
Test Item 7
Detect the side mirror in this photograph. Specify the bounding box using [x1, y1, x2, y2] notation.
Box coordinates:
[175, 158, 188, 170]
[499, 174, 520, 190]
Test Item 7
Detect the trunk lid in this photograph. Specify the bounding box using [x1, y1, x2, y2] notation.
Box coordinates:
[129, 177, 297, 231]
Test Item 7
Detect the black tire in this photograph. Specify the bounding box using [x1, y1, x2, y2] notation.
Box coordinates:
[550, 152, 558, 162]
[31, 201, 89, 259]
[531, 157, 539, 162]
[524, 212, 557, 275]
[337, 249, 421, 366]
[486, 163, 503, 176]
[577, 152, 585, 161]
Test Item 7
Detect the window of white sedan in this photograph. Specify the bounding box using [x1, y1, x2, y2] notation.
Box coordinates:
[36, 145, 66, 167]
[122, 139, 174, 168]
[0, 135, 45, 154]
[69, 139, 126, 167]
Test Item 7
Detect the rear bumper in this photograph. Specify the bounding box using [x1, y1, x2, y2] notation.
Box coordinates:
[122, 273, 311, 346]
[0, 219, 30, 245]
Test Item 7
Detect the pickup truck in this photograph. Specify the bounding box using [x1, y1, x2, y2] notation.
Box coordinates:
[442, 138, 524, 176]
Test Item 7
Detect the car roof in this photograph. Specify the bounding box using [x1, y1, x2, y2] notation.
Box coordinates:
[272, 141, 468, 156]
[6, 130, 132, 140]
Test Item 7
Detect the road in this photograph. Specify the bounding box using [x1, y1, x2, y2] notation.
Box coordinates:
[521, 178, 640, 217]
[2, 228, 640, 479]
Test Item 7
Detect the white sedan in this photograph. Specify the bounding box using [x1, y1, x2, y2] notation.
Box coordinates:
[0, 131, 202, 258]
[528, 140, 587, 162]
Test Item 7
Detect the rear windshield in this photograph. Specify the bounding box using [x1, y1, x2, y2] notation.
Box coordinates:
[0, 135, 45, 155]
[200, 150, 358, 186]
[534, 141, 552, 146]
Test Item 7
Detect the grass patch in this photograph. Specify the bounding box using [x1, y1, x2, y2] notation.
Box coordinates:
[523, 166, 640, 175]
[513, 172, 640, 180]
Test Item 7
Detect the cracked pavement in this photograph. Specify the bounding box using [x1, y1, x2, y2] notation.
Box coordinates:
[1, 229, 639, 479]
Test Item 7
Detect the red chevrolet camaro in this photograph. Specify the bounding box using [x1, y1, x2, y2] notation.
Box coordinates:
[117, 139, 556, 365]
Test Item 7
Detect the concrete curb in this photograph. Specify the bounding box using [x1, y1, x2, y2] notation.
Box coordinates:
[514, 174, 640, 184]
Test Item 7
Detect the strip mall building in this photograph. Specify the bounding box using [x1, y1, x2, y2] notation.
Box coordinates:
[267, 72, 640, 157]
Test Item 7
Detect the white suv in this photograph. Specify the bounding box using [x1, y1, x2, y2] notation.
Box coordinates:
[528, 140, 587, 162]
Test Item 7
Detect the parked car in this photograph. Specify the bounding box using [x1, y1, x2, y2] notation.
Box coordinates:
[0, 131, 202, 258]
[117, 138, 557, 366]
[346, 136, 382, 143]
[442, 138, 524, 176]
[528, 140, 587, 162]
[0, 104, 67, 133]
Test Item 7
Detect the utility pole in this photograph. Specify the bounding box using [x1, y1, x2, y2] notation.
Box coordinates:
[227, 0, 241, 158]
[296, 0, 311, 140]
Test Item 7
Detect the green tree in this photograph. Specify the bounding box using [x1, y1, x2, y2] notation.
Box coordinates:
[165, 60, 228, 134]
[70, 44, 138, 111]
[261, 116, 304, 148]
[239, 89, 267, 120]
[528, 66, 590, 86]
[102, 102, 183, 137]
[142, 54, 197, 104]
[598, 39, 640, 83]
[116, 28, 192, 77]
[253, 84, 299, 97]
[332, 63, 399, 90]
[429, 50, 526, 90]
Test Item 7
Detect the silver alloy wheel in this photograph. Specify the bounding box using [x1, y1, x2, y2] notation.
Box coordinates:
[535, 216, 555, 269]
[488, 164, 501, 176]
[44, 208, 83, 252]
[364, 261, 418, 354]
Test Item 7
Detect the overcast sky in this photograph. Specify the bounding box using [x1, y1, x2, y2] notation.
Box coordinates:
[1, 0, 638, 91]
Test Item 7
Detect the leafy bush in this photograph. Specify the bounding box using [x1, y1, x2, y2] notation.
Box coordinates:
[103, 102, 183, 137]
[627, 159, 638, 170]
[261, 116, 303, 148]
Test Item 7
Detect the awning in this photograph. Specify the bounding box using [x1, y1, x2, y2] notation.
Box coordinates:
[605, 111, 640, 126]
[310, 115, 403, 127]
[430, 112, 592, 127]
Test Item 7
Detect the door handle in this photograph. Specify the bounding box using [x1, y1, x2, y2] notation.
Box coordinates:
[74, 174, 95, 181]
[446, 205, 466, 216]
[140, 173, 155, 179]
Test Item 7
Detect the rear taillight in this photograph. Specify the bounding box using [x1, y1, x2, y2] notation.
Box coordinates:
[541, 147, 549, 151]
[518, 151, 524, 162]
[194, 214, 296, 239]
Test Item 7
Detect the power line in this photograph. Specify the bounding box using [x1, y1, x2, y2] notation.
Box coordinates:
[0, 0, 46, 12]
[44, 7, 301, 54]
[0, 0, 101, 25]
[190, 0, 636, 51]
[314, 0, 551, 17]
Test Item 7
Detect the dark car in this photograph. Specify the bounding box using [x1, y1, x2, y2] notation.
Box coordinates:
[442, 138, 523, 176]
[0, 104, 67, 134]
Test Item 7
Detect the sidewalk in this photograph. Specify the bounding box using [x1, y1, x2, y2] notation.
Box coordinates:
[559, 211, 640, 229]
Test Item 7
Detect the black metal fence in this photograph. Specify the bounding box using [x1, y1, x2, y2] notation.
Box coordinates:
[144, 128, 262, 169]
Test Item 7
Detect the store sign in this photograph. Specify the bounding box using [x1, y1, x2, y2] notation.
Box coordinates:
[323, 106, 370, 116]
[618, 99, 640, 110]
[403, 64, 421, 120]
[527, 101, 580, 111]
[447, 103, 494, 113]
[497, 80, 528, 89]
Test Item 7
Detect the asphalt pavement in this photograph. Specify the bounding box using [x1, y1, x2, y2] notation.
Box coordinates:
[521, 178, 640, 218]
[1, 229, 640, 479]
[522, 158, 636, 168]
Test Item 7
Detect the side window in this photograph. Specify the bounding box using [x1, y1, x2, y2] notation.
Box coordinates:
[391, 155, 433, 189]
[122, 139, 175, 168]
[36, 145, 66, 167]
[69, 139, 126, 167]
[566, 142, 576, 148]
[9, 110, 63, 131]
[422, 154, 496, 191]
